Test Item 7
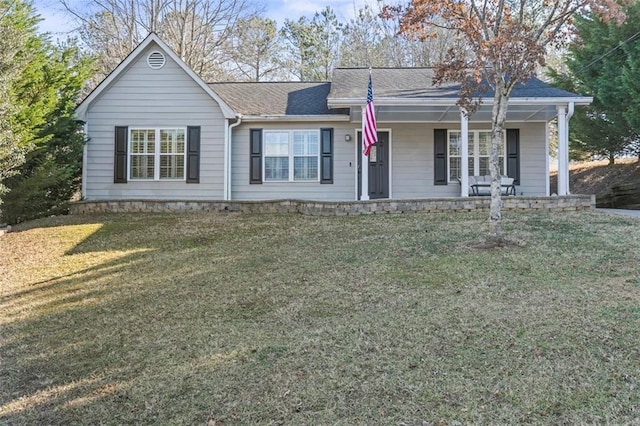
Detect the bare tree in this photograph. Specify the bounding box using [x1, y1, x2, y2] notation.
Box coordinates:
[383, 0, 626, 240]
[404, 24, 466, 67]
[339, 5, 388, 67]
[340, 3, 467, 69]
[223, 15, 283, 81]
[61, 0, 260, 83]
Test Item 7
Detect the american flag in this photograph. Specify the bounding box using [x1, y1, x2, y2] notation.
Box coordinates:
[362, 73, 378, 156]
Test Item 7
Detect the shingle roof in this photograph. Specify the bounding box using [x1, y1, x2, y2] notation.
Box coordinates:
[207, 68, 585, 117]
[209, 82, 346, 116]
[328, 68, 582, 100]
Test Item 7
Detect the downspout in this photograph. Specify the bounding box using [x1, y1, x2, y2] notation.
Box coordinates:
[225, 115, 242, 201]
[565, 102, 574, 194]
[81, 121, 88, 200]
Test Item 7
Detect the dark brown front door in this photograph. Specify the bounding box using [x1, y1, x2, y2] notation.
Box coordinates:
[358, 131, 389, 199]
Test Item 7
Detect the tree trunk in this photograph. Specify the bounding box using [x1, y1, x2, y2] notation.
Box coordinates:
[608, 153, 615, 165]
[489, 82, 510, 240]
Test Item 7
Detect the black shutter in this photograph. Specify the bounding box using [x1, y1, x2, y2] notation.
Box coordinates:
[320, 128, 333, 184]
[250, 128, 262, 184]
[114, 126, 128, 183]
[506, 129, 520, 185]
[186, 126, 200, 183]
[434, 129, 448, 185]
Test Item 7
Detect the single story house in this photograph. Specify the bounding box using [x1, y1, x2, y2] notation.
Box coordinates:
[76, 33, 589, 202]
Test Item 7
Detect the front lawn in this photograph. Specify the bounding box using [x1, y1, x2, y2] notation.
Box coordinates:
[1, 210, 639, 424]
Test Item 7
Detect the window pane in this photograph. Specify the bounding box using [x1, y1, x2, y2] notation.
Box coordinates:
[157, 129, 185, 154]
[449, 157, 460, 181]
[160, 130, 170, 153]
[449, 131, 461, 156]
[294, 157, 318, 180]
[369, 145, 377, 163]
[265, 132, 289, 156]
[479, 157, 490, 176]
[265, 157, 288, 180]
[479, 132, 491, 155]
[469, 158, 474, 177]
[147, 130, 155, 153]
[293, 132, 305, 155]
[160, 155, 184, 179]
[130, 155, 154, 179]
[161, 129, 176, 153]
[131, 129, 154, 153]
[177, 129, 185, 153]
[479, 156, 506, 176]
[293, 131, 319, 156]
[131, 130, 140, 153]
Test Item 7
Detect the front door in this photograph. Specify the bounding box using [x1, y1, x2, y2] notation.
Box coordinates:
[358, 131, 390, 199]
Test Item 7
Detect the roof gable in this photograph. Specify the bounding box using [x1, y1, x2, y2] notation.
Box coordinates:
[75, 33, 236, 120]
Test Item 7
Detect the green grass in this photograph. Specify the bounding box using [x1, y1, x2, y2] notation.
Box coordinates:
[1, 210, 639, 424]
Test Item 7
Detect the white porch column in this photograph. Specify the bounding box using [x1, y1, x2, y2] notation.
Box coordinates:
[557, 105, 569, 195]
[360, 105, 370, 201]
[565, 102, 574, 195]
[460, 109, 469, 197]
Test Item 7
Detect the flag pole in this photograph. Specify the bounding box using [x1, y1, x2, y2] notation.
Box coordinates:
[361, 67, 374, 201]
[361, 103, 369, 200]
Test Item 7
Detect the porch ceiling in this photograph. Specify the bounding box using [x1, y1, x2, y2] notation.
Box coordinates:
[348, 103, 560, 123]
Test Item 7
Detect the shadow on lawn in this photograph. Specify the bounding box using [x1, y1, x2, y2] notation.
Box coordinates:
[1, 217, 249, 424]
[4, 211, 640, 424]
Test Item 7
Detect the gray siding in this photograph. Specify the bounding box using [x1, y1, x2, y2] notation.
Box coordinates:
[387, 124, 453, 198]
[231, 122, 356, 201]
[230, 121, 548, 201]
[389, 122, 548, 199]
[516, 122, 548, 196]
[84, 42, 226, 200]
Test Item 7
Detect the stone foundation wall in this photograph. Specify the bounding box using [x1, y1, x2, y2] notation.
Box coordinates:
[70, 195, 595, 216]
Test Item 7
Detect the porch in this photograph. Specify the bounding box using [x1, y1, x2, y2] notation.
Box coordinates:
[327, 68, 591, 202]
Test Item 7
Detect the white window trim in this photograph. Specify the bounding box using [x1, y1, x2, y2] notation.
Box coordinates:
[128, 127, 187, 181]
[263, 129, 321, 182]
[447, 129, 506, 182]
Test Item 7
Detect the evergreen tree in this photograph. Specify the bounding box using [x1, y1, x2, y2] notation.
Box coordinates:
[0, 1, 92, 224]
[281, 7, 342, 81]
[554, 2, 640, 163]
[0, 0, 39, 202]
[621, 20, 640, 154]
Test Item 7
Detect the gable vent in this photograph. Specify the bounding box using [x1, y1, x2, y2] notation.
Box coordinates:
[147, 51, 166, 69]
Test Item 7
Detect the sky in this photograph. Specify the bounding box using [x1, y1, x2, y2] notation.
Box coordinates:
[32, 0, 383, 38]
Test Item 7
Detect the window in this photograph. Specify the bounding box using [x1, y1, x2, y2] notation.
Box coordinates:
[160, 129, 185, 179]
[264, 130, 319, 181]
[129, 128, 186, 180]
[448, 130, 505, 181]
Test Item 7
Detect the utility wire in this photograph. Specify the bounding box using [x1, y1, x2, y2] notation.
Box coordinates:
[574, 29, 640, 73]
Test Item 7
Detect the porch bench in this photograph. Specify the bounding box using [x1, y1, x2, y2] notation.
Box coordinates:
[468, 175, 516, 196]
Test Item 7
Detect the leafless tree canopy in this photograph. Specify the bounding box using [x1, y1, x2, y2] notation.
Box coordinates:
[223, 16, 283, 81]
[63, 0, 261, 82]
[60, 0, 479, 84]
